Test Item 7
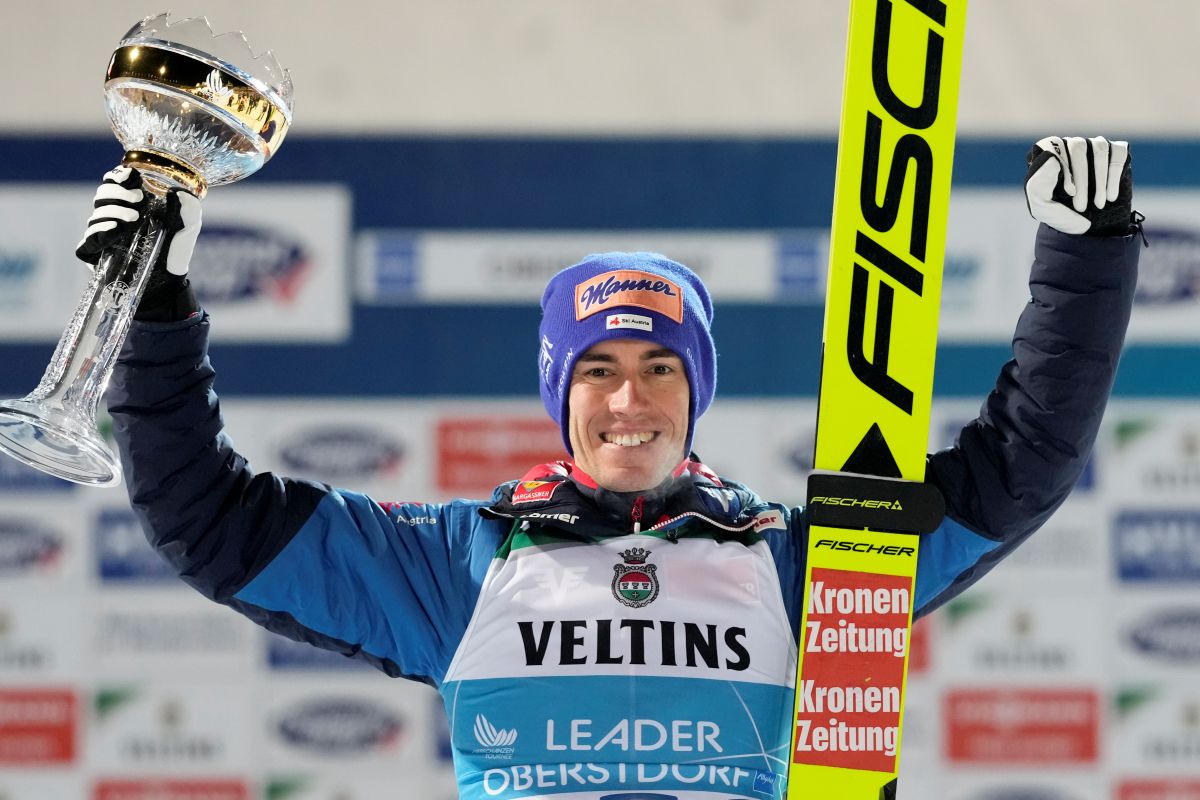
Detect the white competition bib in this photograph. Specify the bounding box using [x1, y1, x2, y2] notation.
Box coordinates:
[442, 527, 798, 800]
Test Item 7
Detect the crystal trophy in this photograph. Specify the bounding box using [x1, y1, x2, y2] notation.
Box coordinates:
[0, 13, 293, 486]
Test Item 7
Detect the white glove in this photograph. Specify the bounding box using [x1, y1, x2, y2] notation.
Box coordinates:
[75, 166, 202, 276]
[1024, 136, 1134, 236]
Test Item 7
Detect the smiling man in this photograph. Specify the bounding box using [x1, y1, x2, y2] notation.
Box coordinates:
[92, 135, 1141, 800]
[538, 255, 715, 501]
[567, 340, 690, 492]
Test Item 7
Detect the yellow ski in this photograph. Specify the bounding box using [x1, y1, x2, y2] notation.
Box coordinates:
[787, 1, 967, 797]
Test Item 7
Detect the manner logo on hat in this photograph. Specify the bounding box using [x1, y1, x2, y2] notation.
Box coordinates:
[575, 270, 684, 323]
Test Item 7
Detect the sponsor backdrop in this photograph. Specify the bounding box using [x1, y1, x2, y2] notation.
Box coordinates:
[0, 398, 1198, 798]
[0, 185, 350, 342]
[2, 136, 1199, 799]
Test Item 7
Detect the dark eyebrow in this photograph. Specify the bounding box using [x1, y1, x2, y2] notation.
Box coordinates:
[576, 348, 681, 365]
[576, 352, 616, 364]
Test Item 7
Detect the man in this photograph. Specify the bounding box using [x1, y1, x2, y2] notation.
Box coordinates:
[82, 135, 1139, 799]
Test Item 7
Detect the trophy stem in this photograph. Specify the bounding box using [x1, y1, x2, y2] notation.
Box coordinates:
[0, 193, 169, 487]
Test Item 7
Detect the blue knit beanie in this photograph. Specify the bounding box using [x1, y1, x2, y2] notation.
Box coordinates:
[538, 252, 717, 455]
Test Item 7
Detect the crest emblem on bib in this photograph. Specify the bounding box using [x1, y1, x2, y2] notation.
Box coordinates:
[612, 547, 659, 608]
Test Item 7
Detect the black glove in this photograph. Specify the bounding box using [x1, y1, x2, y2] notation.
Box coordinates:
[75, 166, 203, 322]
[1025, 136, 1136, 237]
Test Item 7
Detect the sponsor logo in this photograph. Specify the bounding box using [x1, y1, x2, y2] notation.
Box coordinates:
[437, 417, 565, 494]
[752, 511, 786, 532]
[969, 609, 1071, 672]
[102, 280, 131, 308]
[94, 509, 176, 583]
[0, 250, 36, 311]
[840, 0, 950, 419]
[0, 689, 76, 764]
[1142, 721, 1200, 764]
[0, 608, 50, 672]
[941, 252, 981, 291]
[0, 519, 62, 575]
[795, 569, 910, 772]
[369, 233, 418, 298]
[944, 689, 1099, 764]
[976, 645, 1068, 671]
[512, 480, 560, 505]
[753, 770, 781, 795]
[512, 566, 588, 607]
[0, 250, 35, 284]
[98, 695, 223, 764]
[278, 427, 404, 482]
[1127, 609, 1200, 663]
[810, 495, 904, 510]
[545, 717, 722, 754]
[93, 780, 250, 800]
[276, 699, 403, 755]
[521, 511, 579, 526]
[94, 611, 244, 656]
[1134, 226, 1200, 305]
[1117, 687, 1200, 765]
[1117, 779, 1200, 800]
[969, 790, 1080, 800]
[516, 619, 749, 671]
[539, 335, 555, 385]
[1115, 510, 1200, 582]
[777, 231, 827, 299]
[605, 313, 653, 332]
[909, 618, 931, 674]
[482, 762, 760, 797]
[612, 548, 660, 608]
[198, 69, 234, 102]
[574, 270, 683, 322]
[813, 539, 915, 557]
[266, 635, 373, 672]
[473, 713, 517, 760]
[1116, 422, 1200, 493]
[191, 223, 310, 305]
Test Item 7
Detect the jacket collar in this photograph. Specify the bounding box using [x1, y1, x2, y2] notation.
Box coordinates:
[482, 458, 760, 539]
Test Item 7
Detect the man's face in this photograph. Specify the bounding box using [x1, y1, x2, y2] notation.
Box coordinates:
[567, 338, 690, 493]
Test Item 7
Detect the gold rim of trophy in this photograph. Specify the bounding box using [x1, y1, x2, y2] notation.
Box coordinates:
[106, 43, 292, 198]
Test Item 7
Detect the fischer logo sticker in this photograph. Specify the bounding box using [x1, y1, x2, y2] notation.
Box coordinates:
[511, 481, 559, 505]
[612, 547, 660, 608]
[606, 313, 653, 332]
[575, 270, 683, 322]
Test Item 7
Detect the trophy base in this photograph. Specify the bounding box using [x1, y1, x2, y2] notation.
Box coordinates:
[0, 399, 122, 487]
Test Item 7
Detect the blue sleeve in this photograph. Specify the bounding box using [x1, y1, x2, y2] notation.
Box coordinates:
[769, 226, 1139, 627]
[233, 492, 501, 685]
[920, 225, 1139, 613]
[109, 314, 503, 685]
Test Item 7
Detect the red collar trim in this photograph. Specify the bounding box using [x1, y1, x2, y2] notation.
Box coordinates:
[517, 458, 721, 489]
